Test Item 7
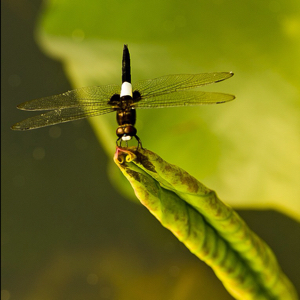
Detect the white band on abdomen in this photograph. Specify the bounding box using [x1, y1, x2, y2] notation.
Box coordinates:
[120, 82, 133, 97]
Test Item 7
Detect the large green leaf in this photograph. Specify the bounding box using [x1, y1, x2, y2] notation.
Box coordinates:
[35, 0, 300, 219]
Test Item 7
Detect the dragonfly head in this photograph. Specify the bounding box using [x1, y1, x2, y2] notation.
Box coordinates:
[116, 124, 137, 141]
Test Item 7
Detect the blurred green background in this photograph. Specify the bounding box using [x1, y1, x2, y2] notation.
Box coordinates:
[2, 0, 300, 299]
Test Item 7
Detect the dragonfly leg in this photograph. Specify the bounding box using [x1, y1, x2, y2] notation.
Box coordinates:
[116, 137, 122, 147]
[135, 135, 143, 149]
[116, 135, 143, 149]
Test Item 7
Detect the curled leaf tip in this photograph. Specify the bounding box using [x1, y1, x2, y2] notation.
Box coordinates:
[114, 146, 138, 164]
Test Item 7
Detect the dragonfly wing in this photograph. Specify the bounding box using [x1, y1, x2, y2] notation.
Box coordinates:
[133, 91, 235, 109]
[11, 106, 115, 130]
[17, 85, 121, 111]
[132, 72, 233, 99]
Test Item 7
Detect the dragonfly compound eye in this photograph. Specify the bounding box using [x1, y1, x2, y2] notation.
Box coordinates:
[124, 125, 137, 136]
[116, 126, 125, 138]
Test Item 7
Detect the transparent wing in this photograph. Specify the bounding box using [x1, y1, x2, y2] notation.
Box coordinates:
[11, 85, 121, 130]
[16, 85, 121, 111]
[132, 72, 233, 100]
[133, 91, 235, 109]
[11, 107, 115, 130]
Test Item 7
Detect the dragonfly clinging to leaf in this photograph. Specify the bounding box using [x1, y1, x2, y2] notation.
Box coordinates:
[11, 45, 235, 147]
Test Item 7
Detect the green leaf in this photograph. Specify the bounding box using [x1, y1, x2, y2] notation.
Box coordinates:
[114, 147, 298, 300]
[34, 0, 300, 220]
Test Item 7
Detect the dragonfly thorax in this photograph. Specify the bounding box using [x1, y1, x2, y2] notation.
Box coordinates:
[116, 106, 136, 126]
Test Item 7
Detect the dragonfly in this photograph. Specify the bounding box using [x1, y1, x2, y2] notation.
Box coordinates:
[11, 45, 235, 147]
